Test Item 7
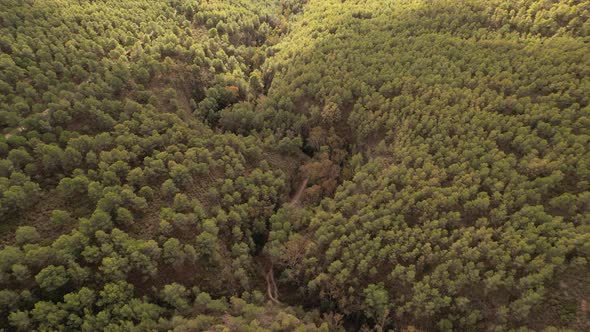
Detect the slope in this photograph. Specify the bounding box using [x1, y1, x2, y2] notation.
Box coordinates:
[262, 0, 590, 330]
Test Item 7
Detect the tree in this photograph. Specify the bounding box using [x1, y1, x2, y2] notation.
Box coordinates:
[307, 126, 327, 151]
[97, 281, 134, 307]
[35, 265, 68, 292]
[169, 163, 192, 188]
[196, 230, 218, 260]
[11, 264, 30, 282]
[36, 144, 64, 174]
[363, 284, 390, 323]
[320, 101, 341, 124]
[57, 175, 89, 202]
[138, 185, 155, 200]
[62, 287, 95, 312]
[0, 159, 13, 177]
[160, 283, 190, 312]
[127, 167, 145, 188]
[161, 179, 179, 199]
[219, 103, 262, 134]
[7, 148, 33, 169]
[100, 255, 130, 281]
[173, 193, 192, 213]
[115, 207, 134, 226]
[15, 226, 40, 246]
[79, 209, 113, 236]
[277, 136, 303, 155]
[162, 238, 185, 267]
[62, 147, 82, 173]
[30, 301, 67, 330]
[8, 310, 31, 331]
[50, 210, 72, 225]
[249, 70, 263, 96]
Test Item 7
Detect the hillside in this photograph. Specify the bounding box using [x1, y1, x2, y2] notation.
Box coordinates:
[0, 0, 589, 331]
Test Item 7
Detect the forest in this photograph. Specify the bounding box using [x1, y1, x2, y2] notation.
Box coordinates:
[0, 0, 588, 331]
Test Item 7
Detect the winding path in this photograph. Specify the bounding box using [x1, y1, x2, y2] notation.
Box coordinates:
[263, 177, 310, 304]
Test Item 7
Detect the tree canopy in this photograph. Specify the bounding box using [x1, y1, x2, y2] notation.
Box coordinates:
[0, 0, 588, 330]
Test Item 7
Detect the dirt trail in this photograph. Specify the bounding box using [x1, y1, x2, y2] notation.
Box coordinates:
[4, 126, 24, 139]
[260, 177, 310, 304]
[289, 177, 308, 206]
[265, 264, 281, 304]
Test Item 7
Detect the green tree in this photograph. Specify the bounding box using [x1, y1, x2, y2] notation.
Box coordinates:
[8, 310, 31, 331]
[161, 179, 179, 199]
[15, 226, 40, 246]
[160, 283, 190, 312]
[50, 210, 72, 225]
[35, 265, 68, 292]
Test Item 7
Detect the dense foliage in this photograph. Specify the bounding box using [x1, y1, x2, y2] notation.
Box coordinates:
[263, 0, 590, 330]
[1, 0, 589, 331]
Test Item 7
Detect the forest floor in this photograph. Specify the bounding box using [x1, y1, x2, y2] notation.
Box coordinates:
[526, 266, 590, 330]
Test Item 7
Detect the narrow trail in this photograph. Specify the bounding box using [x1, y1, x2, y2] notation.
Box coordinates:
[3, 126, 24, 139]
[261, 177, 310, 304]
[265, 264, 281, 305]
[289, 177, 308, 206]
